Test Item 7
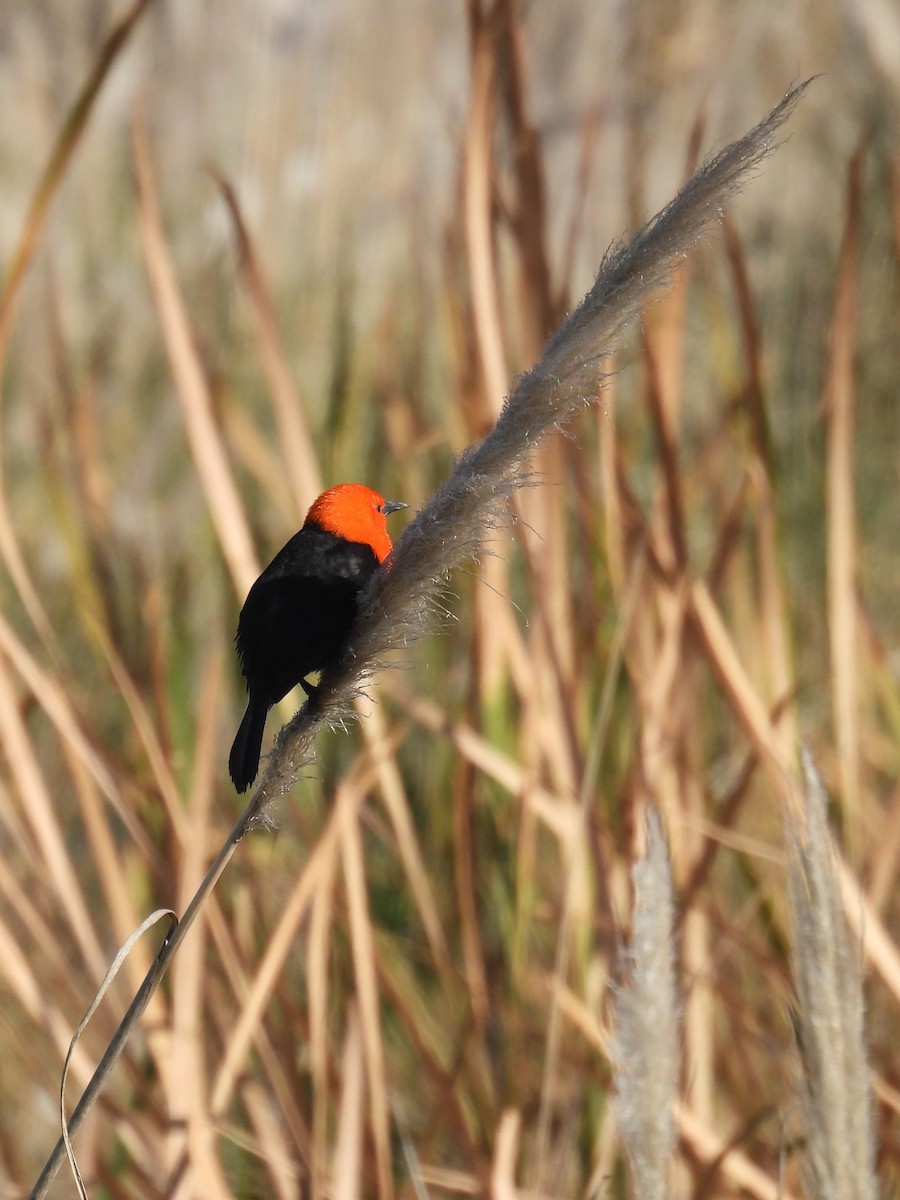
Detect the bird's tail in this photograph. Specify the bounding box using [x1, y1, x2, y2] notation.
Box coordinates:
[229, 695, 269, 793]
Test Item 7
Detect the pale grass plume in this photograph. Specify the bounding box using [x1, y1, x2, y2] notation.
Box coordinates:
[612, 810, 679, 1200]
[788, 752, 877, 1200]
[254, 81, 812, 818]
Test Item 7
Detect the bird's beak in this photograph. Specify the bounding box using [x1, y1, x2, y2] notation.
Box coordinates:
[383, 499, 408, 516]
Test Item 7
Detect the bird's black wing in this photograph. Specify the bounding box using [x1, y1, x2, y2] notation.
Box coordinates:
[235, 532, 379, 706]
[260, 527, 377, 584]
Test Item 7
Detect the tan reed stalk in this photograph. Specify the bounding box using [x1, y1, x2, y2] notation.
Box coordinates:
[133, 116, 260, 599]
[214, 174, 324, 522]
[825, 154, 863, 864]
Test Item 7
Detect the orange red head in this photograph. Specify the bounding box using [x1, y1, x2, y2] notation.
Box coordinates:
[303, 483, 406, 563]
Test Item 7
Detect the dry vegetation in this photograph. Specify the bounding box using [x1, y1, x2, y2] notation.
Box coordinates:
[2, 1, 900, 1198]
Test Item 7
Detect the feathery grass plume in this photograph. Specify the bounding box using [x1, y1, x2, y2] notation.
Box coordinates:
[788, 751, 877, 1200]
[254, 80, 811, 818]
[612, 811, 679, 1200]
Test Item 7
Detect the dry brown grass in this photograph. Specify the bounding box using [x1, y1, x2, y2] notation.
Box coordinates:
[2, 3, 900, 1199]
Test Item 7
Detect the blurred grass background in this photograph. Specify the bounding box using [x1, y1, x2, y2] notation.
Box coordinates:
[2, 1, 900, 1197]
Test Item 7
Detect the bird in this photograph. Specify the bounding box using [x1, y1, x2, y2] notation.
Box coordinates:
[229, 483, 407, 793]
